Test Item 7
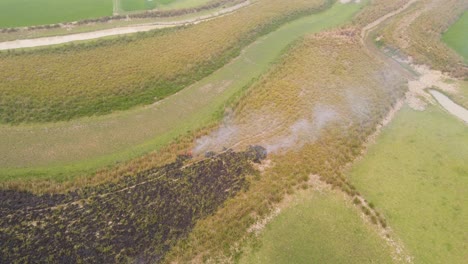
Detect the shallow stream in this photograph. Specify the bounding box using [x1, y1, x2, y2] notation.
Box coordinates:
[429, 90, 468, 124]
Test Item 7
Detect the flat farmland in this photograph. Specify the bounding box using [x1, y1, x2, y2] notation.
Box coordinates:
[0, 0, 112, 28]
[349, 106, 468, 263]
[239, 189, 394, 264]
[120, 0, 212, 12]
[443, 11, 468, 61]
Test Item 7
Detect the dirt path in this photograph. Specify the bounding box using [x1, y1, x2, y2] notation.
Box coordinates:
[0, 1, 251, 50]
[360, 0, 418, 45]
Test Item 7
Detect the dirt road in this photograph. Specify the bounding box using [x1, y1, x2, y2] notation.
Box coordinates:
[0, 1, 250, 50]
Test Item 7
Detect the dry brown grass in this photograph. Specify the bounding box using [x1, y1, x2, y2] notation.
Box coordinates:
[352, 0, 410, 27]
[0, 0, 328, 123]
[380, 0, 467, 78]
[163, 29, 406, 263]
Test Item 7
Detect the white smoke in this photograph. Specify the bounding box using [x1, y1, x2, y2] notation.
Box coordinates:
[192, 100, 346, 156]
[345, 89, 371, 119]
[193, 124, 238, 155]
[265, 105, 340, 153]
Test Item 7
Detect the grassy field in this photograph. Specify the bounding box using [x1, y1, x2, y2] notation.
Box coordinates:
[121, 0, 157, 11]
[0, 0, 112, 28]
[0, 0, 329, 124]
[443, 11, 468, 61]
[348, 105, 468, 264]
[239, 189, 394, 264]
[456, 81, 468, 108]
[0, 1, 365, 182]
[120, 0, 212, 11]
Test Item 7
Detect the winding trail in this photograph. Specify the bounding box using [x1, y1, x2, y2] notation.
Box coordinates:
[360, 0, 418, 44]
[0, 1, 251, 50]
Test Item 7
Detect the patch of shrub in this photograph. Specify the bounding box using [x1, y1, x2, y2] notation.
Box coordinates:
[353, 197, 361, 205]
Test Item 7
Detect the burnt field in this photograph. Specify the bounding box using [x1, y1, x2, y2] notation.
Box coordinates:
[0, 146, 266, 263]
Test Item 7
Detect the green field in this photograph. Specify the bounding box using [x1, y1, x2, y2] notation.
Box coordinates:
[0, 0, 112, 28]
[120, 0, 211, 11]
[0, 2, 364, 182]
[349, 105, 468, 263]
[240, 189, 394, 264]
[443, 11, 468, 61]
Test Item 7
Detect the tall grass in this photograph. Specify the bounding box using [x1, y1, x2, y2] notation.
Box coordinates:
[380, 0, 467, 78]
[352, 0, 410, 27]
[0, 0, 330, 124]
[163, 29, 406, 262]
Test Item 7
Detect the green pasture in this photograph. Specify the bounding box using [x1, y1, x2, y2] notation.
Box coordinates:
[0, 2, 364, 182]
[349, 105, 468, 263]
[0, 0, 112, 28]
[120, 0, 212, 12]
[443, 11, 468, 61]
[239, 189, 394, 264]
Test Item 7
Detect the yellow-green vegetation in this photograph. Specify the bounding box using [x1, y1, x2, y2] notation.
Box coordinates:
[352, 0, 409, 27]
[442, 11, 468, 61]
[455, 81, 468, 108]
[349, 105, 468, 264]
[380, 0, 467, 78]
[0, 1, 364, 180]
[0, 0, 329, 124]
[121, 0, 159, 11]
[155, 0, 212, 10]
[239, 189, 394, 264]
[163, 29, 406, 262]
[0, 0, 112, 28]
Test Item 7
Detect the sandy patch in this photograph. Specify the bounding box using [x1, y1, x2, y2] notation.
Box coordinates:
[406, 64, 459, 111]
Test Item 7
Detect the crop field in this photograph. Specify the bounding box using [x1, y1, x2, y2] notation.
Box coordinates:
[0, 1, 364, 181]
[348, 105, 468, 263]
[239, 189, 394, 264]
[0, 0, 112, 28]
[442, 11, 468, 61]
[0, 0, 330, 124]
[120, 0, 212, 11]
